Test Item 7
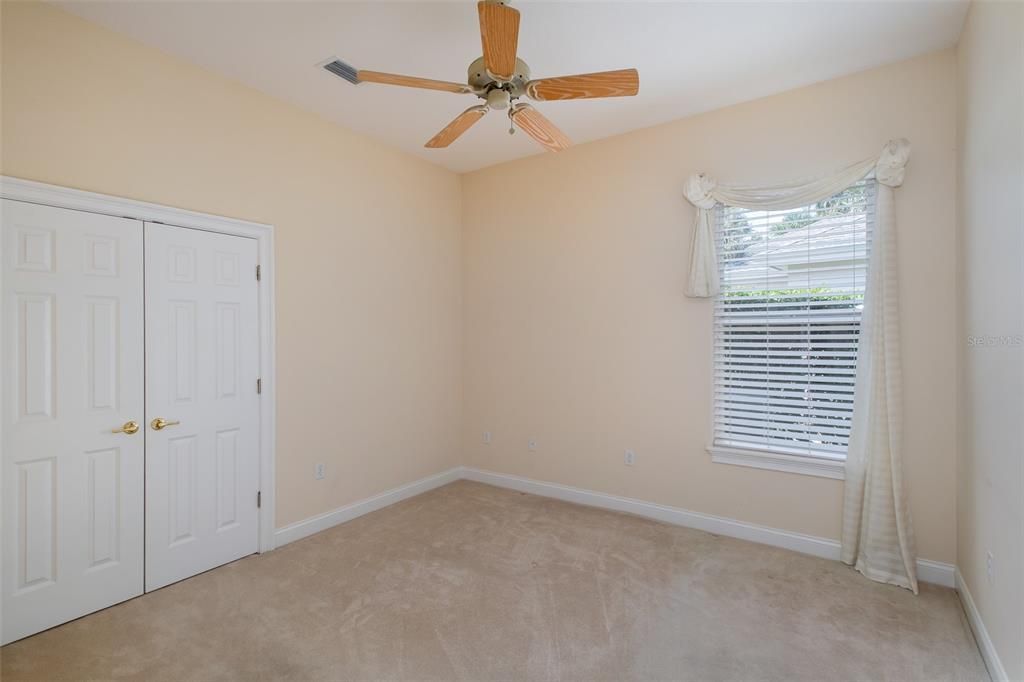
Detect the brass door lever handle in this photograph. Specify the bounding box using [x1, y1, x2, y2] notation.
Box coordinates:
[150, 418, 181, 431]
[112, 420, 140, 435]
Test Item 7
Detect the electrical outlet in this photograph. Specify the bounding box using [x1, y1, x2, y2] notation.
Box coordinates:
[483, 431, 492, 444]
[314, 463, 326, 480]
[624, 449, 636, 466]
[986, 551, 994, 583]
[528, 439, 537, 452]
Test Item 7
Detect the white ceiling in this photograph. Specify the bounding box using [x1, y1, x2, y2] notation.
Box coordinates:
[57, 1, 969, 173]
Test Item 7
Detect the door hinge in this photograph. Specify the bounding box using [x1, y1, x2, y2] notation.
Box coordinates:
[256, 264, 261, 281]
[257, 378, 262, 394]
[257, 491, 262, 508]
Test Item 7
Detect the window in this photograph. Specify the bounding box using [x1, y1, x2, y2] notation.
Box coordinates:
[710, 180, 874, 478]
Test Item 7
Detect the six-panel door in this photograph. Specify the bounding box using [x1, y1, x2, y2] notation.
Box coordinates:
[144, 223, 260, 591]
[1, 200, 145, 644]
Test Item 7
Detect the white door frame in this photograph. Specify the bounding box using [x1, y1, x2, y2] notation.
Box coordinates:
[0, 175, 278, 556]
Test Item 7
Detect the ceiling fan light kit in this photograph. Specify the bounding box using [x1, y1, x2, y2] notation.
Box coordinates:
[322, 0, 639, 152]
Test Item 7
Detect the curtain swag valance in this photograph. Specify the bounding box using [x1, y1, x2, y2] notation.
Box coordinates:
[683, 139, 920, 593]
[683, 138, 911, 298]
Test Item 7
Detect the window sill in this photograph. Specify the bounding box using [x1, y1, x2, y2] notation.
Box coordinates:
[707, 445, 846, 480]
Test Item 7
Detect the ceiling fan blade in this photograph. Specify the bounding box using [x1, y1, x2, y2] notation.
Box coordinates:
[510, 104, 571, 152]
[478, 1, 520, 82]
[425, 105, 489, 148]
[526, 69, 639, 101]
[358, 70, 470, 94]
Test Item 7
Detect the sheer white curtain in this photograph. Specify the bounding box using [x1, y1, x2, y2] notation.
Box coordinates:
[684, 139, 919, 592]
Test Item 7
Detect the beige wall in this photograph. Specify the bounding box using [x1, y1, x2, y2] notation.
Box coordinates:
[462, 50, 959, 564]
[956, 0, 1024, 678]
[0, 1, 464, 528]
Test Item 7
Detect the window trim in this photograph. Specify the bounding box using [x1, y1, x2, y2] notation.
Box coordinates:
[707, 444, 846, 480]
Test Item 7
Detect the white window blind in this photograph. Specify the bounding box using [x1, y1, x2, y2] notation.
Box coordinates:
[713, 179, 875, 461]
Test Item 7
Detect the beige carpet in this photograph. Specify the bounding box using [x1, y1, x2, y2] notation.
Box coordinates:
[2, 480, 987, 681]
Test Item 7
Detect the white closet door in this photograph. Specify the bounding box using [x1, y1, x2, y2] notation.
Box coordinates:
[1, 200, 145, 645]
[144, 223, 260, 591]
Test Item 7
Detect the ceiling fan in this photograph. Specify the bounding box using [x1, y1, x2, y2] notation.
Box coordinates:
[324, 0, 639, 152]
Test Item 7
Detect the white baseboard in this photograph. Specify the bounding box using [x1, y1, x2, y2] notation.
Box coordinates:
[461, 467, 956, 588]
[913, 558, 956, 589]
[271, 464, 955, 589]
[956, 569, 1009, 682]
[273, 467, 463, 547]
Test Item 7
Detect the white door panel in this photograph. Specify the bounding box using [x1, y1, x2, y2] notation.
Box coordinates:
[2, 200, 144, 644]
[144, 223, 260, 591]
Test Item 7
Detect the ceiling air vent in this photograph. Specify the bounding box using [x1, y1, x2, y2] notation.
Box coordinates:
[323, 58, 359, 85]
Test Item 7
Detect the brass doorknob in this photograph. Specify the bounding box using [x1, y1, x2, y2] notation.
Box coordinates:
[150, 418, 181, 431]
[112, 420, 140, 435]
